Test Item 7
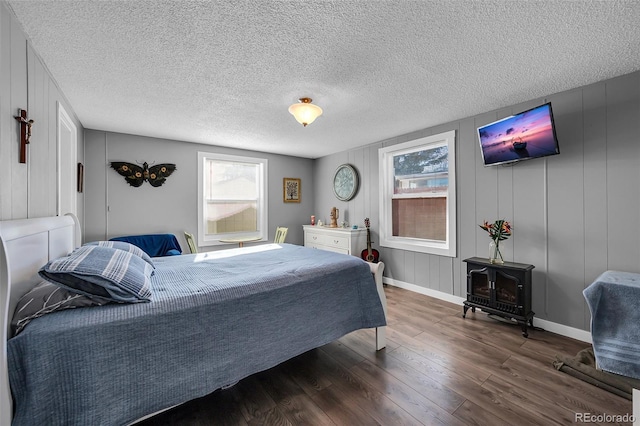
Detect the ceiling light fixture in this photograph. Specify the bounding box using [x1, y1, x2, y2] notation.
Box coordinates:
[288, 97, 323, 127]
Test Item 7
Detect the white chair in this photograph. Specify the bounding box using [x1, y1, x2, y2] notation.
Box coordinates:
[184, 231, 197, 254]
[274, 227, 288, 243]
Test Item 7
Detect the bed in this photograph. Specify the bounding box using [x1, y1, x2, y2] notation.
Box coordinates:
[0, 215, 387, 425]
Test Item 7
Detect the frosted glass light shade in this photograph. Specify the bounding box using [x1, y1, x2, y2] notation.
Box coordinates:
[288, 98, 322, 127]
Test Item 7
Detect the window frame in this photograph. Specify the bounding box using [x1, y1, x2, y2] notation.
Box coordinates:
[197, 151, 268, 247]
[378, 130, 457, 257]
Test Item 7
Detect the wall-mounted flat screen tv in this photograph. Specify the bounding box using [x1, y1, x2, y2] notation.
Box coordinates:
[477, 102, 560, 166]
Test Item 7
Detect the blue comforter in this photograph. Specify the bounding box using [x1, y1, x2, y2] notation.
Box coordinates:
[8, 244, 385, 426]
[110, 233, 182, 257]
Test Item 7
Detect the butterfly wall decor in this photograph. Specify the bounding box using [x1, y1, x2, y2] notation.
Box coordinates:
[110, 161, 177, 187]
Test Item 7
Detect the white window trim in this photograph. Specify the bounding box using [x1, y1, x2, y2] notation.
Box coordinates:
[197, 151, 268, 246]
[378, 130, 457, 257]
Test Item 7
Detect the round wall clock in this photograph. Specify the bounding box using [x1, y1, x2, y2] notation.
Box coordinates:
[333, 164, 359, 201]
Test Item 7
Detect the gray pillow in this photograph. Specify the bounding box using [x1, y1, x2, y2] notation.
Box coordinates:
[11, 281, 108, 336]
[39, 245, 153, 303]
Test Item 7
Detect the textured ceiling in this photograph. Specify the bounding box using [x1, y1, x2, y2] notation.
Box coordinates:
[7, 1, 640, 159]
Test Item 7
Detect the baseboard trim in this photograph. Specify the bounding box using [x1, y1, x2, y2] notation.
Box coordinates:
[383, 277, 592, 344]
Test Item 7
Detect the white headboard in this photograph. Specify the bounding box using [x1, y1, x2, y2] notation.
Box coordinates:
[0, 214, 79, 425]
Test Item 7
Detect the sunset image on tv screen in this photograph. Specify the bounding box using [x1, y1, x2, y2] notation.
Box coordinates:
[478, 103, 559, 165]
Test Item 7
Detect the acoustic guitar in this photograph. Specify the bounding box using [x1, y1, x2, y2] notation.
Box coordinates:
[361, 218, 380, 263]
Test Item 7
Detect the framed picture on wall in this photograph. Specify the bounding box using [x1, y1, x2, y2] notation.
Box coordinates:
[283, 178, 301, 203]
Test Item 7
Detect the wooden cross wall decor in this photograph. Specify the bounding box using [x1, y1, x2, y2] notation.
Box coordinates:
[14, 109, 34, 163]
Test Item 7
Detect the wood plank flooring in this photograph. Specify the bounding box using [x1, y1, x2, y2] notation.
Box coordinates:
[139, 286, 632, 425]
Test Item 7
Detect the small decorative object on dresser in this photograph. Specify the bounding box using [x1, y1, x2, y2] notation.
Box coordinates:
[283, 177, 301, 203]
[329, 207, 339, 228]
[333, 163, 359, 201]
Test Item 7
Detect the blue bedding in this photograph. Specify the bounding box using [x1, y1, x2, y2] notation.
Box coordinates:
[584, 270, 640, 379]
[8, 244, 385, 426]
[110, 233, 182, 257]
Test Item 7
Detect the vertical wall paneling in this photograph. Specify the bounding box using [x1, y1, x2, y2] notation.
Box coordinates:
[606, 73, 640, 271]
[362, 145, 371, 225]
[27, 47, 48, 218]
[404, 251, 416, 287]
[314, 70, 640, 332]
[382, 247, 406, 281]
[0, 2, 83, 222]
[546, 90, 586, 328]
[9, 14, 27, 218]
[368, 142, 382, 264]
[47, 86, 58, 216]
[349, 149, 364, 228]
[582, 83, 608, 329]
[0, 4, 11, 220]
[474, 111, 498, 258]
[512, 158, 548, 318]
[438, 256, 453, 294]
[413, 251, 428, 288]
[496, 108, 515, 262]
[456, 118, 477, 297]
[427, 255, 438, 290]
[510, 99, 548, 318]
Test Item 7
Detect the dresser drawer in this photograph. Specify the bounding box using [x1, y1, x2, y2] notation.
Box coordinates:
[305, 240, 350, 255]
[317, 245, 349, 255]
[305, 232, 349, 249]
[321, 234, 349, 249]
[305, 232, 323, 246]
[305, 241, 322, 250]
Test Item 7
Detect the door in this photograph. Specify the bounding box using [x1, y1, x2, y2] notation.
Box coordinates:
[57, 102, 77, 217]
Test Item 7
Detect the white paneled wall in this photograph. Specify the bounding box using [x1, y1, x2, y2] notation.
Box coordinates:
[0, 2, 83, 222]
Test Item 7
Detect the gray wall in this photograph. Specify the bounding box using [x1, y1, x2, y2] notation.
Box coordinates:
[84, 130, 314, 252]
[314, 71, 640, 332]
[0, 1, 84, 222]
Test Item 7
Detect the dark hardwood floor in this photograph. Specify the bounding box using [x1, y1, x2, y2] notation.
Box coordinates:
[139, 286, 632, 425]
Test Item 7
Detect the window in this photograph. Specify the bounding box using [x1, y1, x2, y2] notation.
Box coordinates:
[378, 131, 456, 257]
[197, 152, 268, 246]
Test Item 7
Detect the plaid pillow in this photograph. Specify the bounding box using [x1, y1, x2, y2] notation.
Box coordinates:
[40, 245, 152, 303]
[84, 240, 155, 268]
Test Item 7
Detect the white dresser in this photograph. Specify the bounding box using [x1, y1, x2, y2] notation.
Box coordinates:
[303, 225, 367, 256]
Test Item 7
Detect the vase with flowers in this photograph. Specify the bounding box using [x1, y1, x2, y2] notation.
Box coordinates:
[479, 219, 512, 264]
